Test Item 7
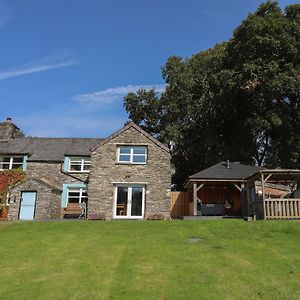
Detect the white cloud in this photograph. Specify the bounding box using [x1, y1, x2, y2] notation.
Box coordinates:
[0, 50, 78, 81]
[73, 84, 165, 106]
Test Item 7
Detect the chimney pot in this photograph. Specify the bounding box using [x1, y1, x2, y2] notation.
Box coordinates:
[6, 117, 12, 123]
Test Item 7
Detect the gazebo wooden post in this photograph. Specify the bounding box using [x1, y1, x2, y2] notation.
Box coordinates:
[261, 173, 266, 220]
[192, 183, 205, 216]
[193, 183, 198, 216]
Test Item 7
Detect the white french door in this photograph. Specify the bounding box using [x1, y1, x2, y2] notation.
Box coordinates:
[114, 185, 145, 219]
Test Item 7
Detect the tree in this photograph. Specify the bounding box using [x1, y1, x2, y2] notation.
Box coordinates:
[124, 88, 163, 139]
[224, 1, 300, 167]
[124, 1, 300, 187]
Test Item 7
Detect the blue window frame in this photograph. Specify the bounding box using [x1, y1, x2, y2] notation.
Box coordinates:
[61, 183, 88, 208]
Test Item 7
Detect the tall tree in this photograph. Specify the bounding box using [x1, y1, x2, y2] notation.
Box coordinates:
[124, 1, 300, 187]
[225, 1, 300, 167]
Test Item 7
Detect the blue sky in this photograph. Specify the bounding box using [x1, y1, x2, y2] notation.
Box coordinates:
[0, 0, 296, 137]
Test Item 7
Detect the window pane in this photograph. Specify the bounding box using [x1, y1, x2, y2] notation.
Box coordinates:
[83, 164, 91, 171]
[81, 190, 88, 198]
[13, 157, 23, 163]
[11, 164, 22, 169]
[70, 164, 82, 171]
[131, 187, 143, 216]
[133, 147, 146, 155]
[132, 155, 146, 163]
[68, 189, 80, 203]
[68, 190, 80, 196]
[69, 161, 81, 165]
[116, 187, 128, 216]
[119, 155, 131, 162]
[70, 158, 82, 163]
[119, 147, 131, 154]
[0, 163, 10, 169]
[68, 197, 80, 203]
[0, 157, 11, 169]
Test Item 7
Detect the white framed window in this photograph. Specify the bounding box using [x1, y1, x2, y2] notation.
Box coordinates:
[68, 157, 91, 173]
[117, 146, 147, 164]
[0, 156, 23, 170]
[67, 188, 88, 204]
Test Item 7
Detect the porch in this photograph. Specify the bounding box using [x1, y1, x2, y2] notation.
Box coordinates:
[180, 162, 261, 219]
[189, 181, 245, 217]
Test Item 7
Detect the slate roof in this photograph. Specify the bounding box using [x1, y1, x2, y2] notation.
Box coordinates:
[0, 122, 169, 162]
[189, 161, 263, 181]
[0, 137, 103, 162]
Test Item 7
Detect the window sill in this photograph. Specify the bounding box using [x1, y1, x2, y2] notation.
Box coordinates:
[113, 216, 144, 219]
[115, 162, 147, 165]
[67, 171, 91, 174]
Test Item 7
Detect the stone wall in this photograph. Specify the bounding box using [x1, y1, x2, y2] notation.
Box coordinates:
[26, 161, 89, 188]
[8, 179, 61, 220]
[88, 126, 171, 220]
[11, 162, 89, 220]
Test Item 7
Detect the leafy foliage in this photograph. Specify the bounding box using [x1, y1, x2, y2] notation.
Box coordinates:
[124, 1, 300, 187]
[0, 169, 25, 206]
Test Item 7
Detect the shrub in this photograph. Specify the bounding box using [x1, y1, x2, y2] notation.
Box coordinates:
[0, 170, 25, 219]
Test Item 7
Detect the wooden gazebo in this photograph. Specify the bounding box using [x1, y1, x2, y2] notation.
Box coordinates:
[185, 161, 262, 217]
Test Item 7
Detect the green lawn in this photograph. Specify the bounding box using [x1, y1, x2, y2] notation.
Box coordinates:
[0, 220, 300, 300]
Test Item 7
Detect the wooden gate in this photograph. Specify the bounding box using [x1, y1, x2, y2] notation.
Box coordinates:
[170, 191, 190, 219]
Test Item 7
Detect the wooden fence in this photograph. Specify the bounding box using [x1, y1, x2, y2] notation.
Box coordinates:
[170, 191, 190, 219]
[265, 198, 300, 219]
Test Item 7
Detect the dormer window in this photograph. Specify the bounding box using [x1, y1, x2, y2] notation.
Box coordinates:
[117, 146, 147, 164]
[67, 157, 91, 173]
[0, 156, 24, 170]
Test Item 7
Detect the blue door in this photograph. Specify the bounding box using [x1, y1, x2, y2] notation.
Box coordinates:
[19, 192, 36, 220]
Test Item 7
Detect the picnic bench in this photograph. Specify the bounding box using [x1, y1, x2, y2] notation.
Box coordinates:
[62, 202, 86, 219]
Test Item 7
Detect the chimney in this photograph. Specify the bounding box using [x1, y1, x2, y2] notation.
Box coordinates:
[0, 117, 24, 141]
[226, 160, 230, 168]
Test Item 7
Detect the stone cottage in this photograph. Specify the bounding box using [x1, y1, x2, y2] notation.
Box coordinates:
[0, 118, 171, 220]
